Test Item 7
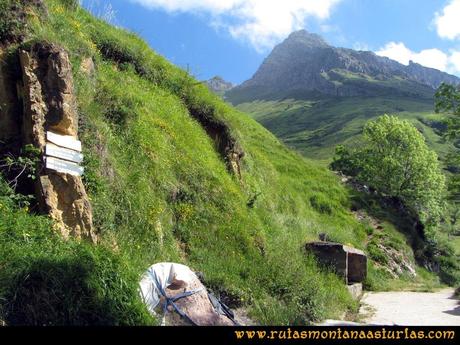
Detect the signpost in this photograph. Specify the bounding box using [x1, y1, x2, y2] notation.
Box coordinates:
[46, 143, 83, 163]
[45, 131, 84, 176]
[46, 156, 84, 176]
[46, 131, 82, 152]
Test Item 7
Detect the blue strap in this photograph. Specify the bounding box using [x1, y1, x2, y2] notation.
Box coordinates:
[169, 288, 203, 302]
[148, 270, 201, 325]
[166, 299, 198, 325]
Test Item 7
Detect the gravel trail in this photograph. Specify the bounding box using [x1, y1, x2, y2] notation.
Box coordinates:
[359, 288, 460, 326]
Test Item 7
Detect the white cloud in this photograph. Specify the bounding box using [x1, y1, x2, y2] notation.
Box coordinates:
[411, 48, 449, 71]
[450, 51, 460, 72]
[375, 41, 460, 75]
[130, 0, 341, 51]
[434, 0, 460, 40]
[375, 42, 413, 65]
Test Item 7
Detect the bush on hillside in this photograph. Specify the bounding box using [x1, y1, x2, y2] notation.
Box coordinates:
[331, 115, 460, 285]
[331, 114, 446, 224]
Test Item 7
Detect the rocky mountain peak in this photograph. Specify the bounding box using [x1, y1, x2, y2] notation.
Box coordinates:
[226, 30, 460, 103]
[206, 76, 234, 95]
[284, 29, 330, 48]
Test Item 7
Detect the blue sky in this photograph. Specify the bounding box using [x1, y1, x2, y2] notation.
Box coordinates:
[82, 0, 460, 84]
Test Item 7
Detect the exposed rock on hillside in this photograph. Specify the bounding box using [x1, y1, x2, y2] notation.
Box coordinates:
[79, 57, 96, 77]
[20, 43, 79, 148]
[19, 42, 95, 242]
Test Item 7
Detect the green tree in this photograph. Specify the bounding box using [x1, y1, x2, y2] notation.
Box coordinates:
[332, 115, 446, 223]
[435, 83, 460, 205]
[435, 82, 460, 139]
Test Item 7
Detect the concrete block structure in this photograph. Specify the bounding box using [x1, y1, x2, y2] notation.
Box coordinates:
[305, 241, 367, 284]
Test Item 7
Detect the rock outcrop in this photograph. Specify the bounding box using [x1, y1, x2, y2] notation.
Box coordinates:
[373, 242, 417, 278]
[79, 57, 95, 77]
[19, 42, 95, 242]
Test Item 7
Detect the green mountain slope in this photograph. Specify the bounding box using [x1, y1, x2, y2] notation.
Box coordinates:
[0, 0, 445, 325]
[226, 31, 459, 162]
[236, 96, 456, 161]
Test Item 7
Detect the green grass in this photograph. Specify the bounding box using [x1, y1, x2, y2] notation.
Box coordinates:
[0, 0, 446, 325]
[365, 264, 444, 292]
[0, 182, 153, 325]
[235, 97, 457, 164]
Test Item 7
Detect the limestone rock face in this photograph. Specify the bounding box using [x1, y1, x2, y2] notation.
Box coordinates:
[19, 48, 47, 150]
[206, 76, 234, 95]
[20, 43, 78, 143]
[39, 174, 95, 242]
[226, 142, 244, 180]
[19, 42, 96, 242]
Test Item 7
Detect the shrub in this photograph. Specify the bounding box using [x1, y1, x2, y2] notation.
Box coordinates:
[438, 255, 460, 286]
[331, 115, 446, 224]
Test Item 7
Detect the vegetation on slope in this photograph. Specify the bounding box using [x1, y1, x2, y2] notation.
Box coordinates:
[331, 115, 459, 285]
[0, 178, 152, 325]
[0, 0, 368, 325]
[435, 83, 460, 289]
[332, 115, 446, 224]
[235, 97, 458, 163]
[235, 84, 460, 291]
[0, 0, 450, 326]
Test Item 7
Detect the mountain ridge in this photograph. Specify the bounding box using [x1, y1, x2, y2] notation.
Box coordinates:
[206, 76, 234, 96]
[227, 30, 459, 104]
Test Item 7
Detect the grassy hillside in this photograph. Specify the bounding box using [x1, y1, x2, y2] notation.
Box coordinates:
[0, 0, 445, 325]
[235, 96, 457, 163]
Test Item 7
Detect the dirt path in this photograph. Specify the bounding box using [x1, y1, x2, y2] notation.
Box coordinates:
[359, 288, 460, 325]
